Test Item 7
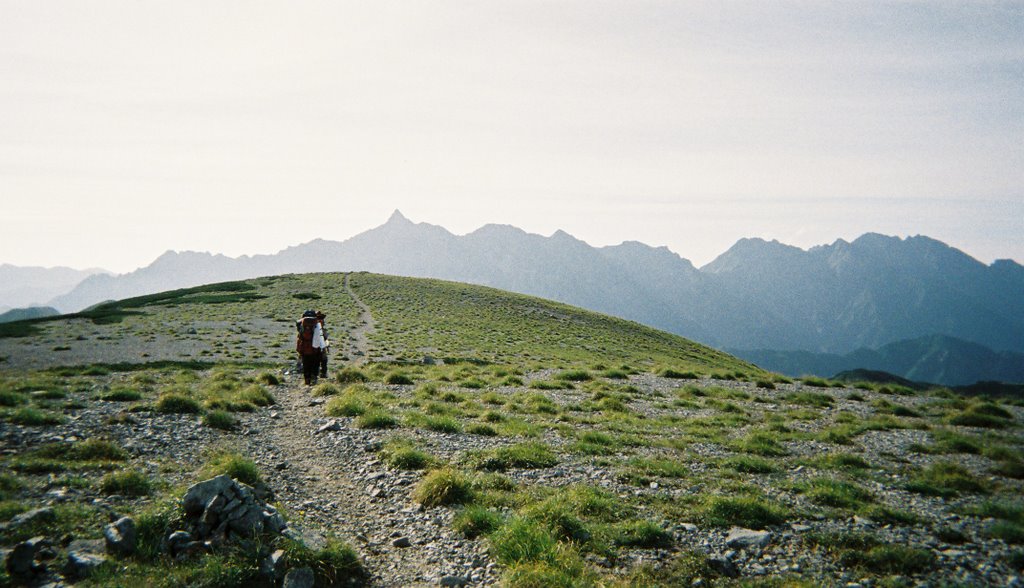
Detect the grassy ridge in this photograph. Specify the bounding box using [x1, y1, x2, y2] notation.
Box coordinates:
[0, 273, 760, 377]
[350, 273, 758, 374]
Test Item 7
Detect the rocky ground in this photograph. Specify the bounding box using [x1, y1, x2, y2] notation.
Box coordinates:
[2, 367, 1023, 586]
[1, 273, 1023, 586]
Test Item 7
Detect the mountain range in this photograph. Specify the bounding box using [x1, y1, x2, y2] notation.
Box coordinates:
[0, 264, 108, 314]
[7, 210, 1023, 384]
[733, 335, 1024, 387]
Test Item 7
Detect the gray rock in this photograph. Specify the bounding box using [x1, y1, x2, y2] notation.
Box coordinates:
[63, 551, 108, 580]
[183, 475, 235, 515]
[317, 420, 342, 433]
[264, 511, 287, 534]
[726, 527, 772, 550]
[228, 506, 265, 536]
[67, 539, 105, 554]
[440, 575, 468, 586]
[5, 536, 48, 578]
[283, 566, 316, 588]
[166, 530, 193, 555]
[260, 548, 286, 580]
[8, 507, 56, 529]
[392, 536, 412, 548]
[708, 556, 739, 578]
[174, 541, 211, 560]
[104, 516, 138, 556]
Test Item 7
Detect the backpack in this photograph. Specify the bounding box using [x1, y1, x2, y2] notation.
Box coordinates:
[295, 316, 318, 355]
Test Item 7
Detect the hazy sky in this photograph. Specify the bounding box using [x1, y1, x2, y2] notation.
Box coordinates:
[2, 1, 1022, 273]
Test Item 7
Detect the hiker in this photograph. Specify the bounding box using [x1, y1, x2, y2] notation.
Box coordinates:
[296, 309, 326, 386]
[315, 310, 330, 379]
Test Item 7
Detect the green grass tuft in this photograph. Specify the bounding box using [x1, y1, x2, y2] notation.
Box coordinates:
[9, 407, 65, 426]
[699, 496, 789, 528]
[335, 367, 369, 383]
[356, 411, 398, 429]
[414, 468, 474, 507]
[906, 462, 987, 497]
[156, 393, 201, 414]
[201, 452, 262, 487]
[453, 505, 504, 538]
[203, 410, 239, 431]
[100, 470, 153, 496]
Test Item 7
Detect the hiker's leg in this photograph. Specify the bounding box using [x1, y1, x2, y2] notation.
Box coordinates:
[301, 354, 316, 385]
[320, 352, 328, 378]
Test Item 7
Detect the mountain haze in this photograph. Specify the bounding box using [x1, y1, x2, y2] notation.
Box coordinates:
[0, 264, 108, 313]
[45, 211, 1024, 361]
[733, 335, 1024, 387]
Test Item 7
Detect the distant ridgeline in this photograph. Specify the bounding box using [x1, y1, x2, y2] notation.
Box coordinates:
[732, 335, 1024, 387]
[0, 306, 59, 324]
[15, 212, 1024, 385]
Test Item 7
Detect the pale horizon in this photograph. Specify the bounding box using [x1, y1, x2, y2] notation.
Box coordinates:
[2, 2, 1022, 273]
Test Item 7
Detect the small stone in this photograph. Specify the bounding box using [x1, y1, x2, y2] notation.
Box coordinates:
[440, 575, 467, 586]
[7, 507, 56, 529]
[63, 551, 108, 580]
[104, 517, 138, 556]
[283, 566, 315, 588]
[66, 539, 105, 554]
[680, 523, 698, 532]
[707, 556, 739, 578]
[166, 531, 193, 555]
[5, 536, 48, 578]
[317, 420, 341, 433]
[260, 549, 286, 579]
[183, 475, 235, 515]
[308, 398, 325, 406]
[726, 527, 772, 550]
[392, 536, 412, 548]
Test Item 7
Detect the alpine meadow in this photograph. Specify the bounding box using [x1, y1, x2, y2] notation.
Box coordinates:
[0, 273, 1022, 586]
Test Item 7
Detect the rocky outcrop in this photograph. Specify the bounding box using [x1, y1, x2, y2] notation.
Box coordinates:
[177, 474, 287, 548]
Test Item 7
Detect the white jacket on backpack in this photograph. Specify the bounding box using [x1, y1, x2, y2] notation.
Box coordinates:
[312, 323, 326, 350]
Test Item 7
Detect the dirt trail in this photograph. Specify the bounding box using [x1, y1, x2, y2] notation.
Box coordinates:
[247, 273, 476, 586]
[254, 385, 443, 587]
[344, 272, 374, 364]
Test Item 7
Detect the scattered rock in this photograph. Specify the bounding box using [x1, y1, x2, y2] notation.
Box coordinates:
[104, 516, 138, 556]
[726, 527, 772, 550]
[440, 575, 468, 586]
[259, 548, 287, 580]
[5, 536, 49, 579]
[708, 555, 739, 578]
[317, 420, 342, 433]
[4, 507, 56, 530]
[67, 539, 105, 554]
[178, 475, 287, 545]
[63, 550, 108, 581]
[392, 536, 412, 548]
[283, 566, 316, 588]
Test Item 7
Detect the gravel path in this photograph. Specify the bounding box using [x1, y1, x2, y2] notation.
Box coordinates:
[343, 272, 374, 365]
[242, 277, 498, 586]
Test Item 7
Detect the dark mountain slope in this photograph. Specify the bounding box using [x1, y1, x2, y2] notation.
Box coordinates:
[732, 334, 1024, 386]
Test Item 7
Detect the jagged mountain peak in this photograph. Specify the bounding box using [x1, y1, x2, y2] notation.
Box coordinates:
[386, 209, 412, 225]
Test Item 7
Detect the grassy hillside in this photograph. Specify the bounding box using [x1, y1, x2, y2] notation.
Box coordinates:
[0, 273, 1022, 587]
[0, 272, 759, 377]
